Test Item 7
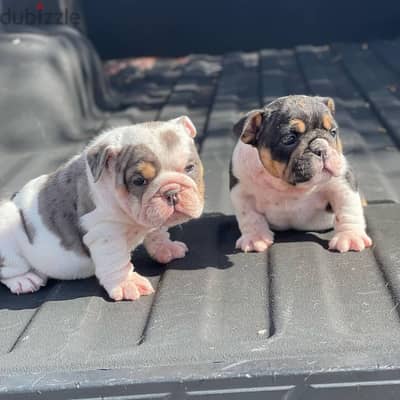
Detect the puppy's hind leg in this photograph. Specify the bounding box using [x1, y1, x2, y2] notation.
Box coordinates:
[0, 201, 47, 294]
[0, 252, 47, 294]
[2, 271, 47, 295]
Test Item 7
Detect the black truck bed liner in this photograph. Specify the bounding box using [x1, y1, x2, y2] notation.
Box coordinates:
[1, 28, 400, 399]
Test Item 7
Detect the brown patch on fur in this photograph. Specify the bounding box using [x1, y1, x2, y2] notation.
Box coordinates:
[137, 162, 156, 179]
[289, 118, 306, 134]
[162, 130, 180, 149]
[322, 114, 333, 131]
[259, 148, 286, 178]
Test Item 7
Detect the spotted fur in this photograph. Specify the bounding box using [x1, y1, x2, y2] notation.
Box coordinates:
[0, 117, 205, 300]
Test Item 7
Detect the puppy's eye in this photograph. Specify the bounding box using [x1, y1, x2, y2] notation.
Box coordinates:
[281, 133, 298, 146]
[331, 128, 337, 137]
[185, 164, 195, 174]
[132, 176, 148, 186]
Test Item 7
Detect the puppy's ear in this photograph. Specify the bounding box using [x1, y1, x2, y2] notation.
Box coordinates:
[170, 115, 197, 138]
[317, 97, 335, 115]
[234, 109, 264, 146]
[86, 144, 115, 182]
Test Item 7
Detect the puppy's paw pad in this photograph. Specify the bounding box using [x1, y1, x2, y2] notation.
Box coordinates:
[150, 240, 188, 264]
[109, 272, 154, 301]
[329, 231, 372, 253]
[3, 272, 47, 294]
[236, 234, 273, 253]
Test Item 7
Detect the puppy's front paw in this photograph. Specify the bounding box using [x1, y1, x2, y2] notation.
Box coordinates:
[329, 230, 372, 253]
[109, 271, 154, 301]
[148, 240, 188, 264]
[236, 233, 274, 253]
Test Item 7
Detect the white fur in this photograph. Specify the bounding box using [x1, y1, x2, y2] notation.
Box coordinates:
[231, 140, 372, 253]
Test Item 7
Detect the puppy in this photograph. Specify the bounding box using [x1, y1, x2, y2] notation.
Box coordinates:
[0, 116, 204, 300]
[230, 95, 372, 253]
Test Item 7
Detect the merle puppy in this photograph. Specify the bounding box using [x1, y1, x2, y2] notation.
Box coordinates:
[0, 117, 204, 300]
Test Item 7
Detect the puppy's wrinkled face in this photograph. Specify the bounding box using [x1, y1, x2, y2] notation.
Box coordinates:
[87, 116, 204, 227]
[234, 95, 345, 185]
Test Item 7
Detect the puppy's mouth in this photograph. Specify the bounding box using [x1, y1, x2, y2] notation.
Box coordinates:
[288, 156, 336, 186]
[310, 138, 343, 177]
[141, 185, 203, 227]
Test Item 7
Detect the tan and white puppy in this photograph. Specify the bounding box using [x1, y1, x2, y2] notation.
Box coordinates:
[230, 95, 372, 253]
[0, 117, 204, 300]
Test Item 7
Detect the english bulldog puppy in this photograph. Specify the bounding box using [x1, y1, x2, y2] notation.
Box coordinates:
[0, 117, 204, 300]
[230, 95, 372, 253]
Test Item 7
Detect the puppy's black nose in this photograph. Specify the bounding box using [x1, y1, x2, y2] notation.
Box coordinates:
[309, 140, 327, 158]
[164, 189, 179, 206]
[311, 148, 323, 157]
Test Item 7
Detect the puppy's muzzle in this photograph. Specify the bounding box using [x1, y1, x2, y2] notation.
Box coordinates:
[309, 137, 328, 158]
[309, 137, 342, 177]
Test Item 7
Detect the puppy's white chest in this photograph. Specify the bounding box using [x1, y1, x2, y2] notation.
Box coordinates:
[255, 190, 333, 231]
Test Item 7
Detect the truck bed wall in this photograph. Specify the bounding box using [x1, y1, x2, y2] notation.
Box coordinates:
[82, 0, 400, 59]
